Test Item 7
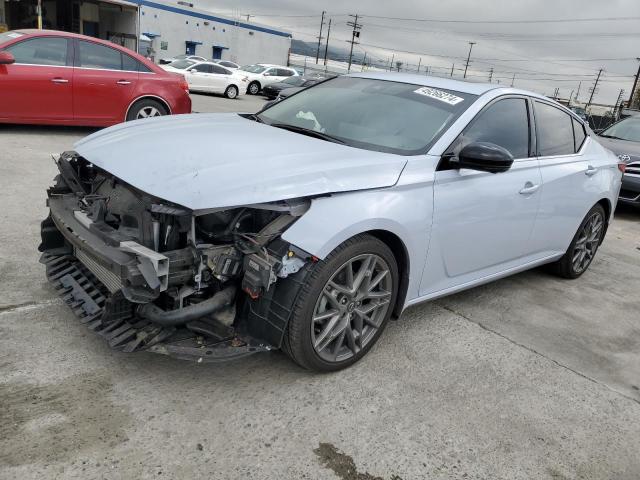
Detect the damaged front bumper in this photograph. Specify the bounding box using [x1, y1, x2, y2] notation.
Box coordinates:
[39, 152, 312, 363]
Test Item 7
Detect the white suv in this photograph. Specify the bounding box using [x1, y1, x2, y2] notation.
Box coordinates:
[239, 63, 299, 95]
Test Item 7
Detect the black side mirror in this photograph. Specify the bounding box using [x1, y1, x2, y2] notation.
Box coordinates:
[452, 142, 514, 173]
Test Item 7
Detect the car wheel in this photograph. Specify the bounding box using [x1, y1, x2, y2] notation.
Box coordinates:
[550, 203, 606, 279]
[225, 85, 239, 99]
[247, 82, 260, 95]
[126, 99, 168, 121]
[282, 234, 399, 372]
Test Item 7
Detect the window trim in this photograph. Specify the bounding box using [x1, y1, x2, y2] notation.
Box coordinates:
[4, 36, 73, 67]
[438, 94, 535, 171]
[532, 99, 587, 159]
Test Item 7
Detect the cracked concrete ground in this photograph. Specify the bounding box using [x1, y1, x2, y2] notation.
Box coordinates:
[1, 93, 639, 479]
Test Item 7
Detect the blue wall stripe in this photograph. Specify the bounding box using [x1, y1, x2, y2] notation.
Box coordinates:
[133, 1, 292, 38]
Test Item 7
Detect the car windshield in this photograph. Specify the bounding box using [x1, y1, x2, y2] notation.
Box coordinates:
[173, 54, 189, 60]
[283, 76, 306, 86]
[241, 64, 267, 73]
[600, 116, 640, 143]
[257, 76, 477, 155]
[170, 59, 196, 70]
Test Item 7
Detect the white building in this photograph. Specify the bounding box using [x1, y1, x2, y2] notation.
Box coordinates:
[0, 0, 292, 65]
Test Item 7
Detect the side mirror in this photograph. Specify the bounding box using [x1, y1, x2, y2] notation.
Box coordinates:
[263, 72, 271, 76]
[452, 142, 514, 173]
[0, 51, 15, 65]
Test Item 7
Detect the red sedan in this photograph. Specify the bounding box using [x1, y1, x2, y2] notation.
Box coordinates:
[0, 30, 191, 127]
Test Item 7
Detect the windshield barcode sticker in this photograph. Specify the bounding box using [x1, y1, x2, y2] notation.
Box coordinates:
[413, 87, 464, 105]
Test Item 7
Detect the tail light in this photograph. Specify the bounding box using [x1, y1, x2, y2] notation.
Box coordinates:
[618, 163, 626, 173]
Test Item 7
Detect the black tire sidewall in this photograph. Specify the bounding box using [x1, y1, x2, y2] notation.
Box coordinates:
[126, 99, 167, 121]
[248, 82, 260, 95]
[560, 203, 606, 278]
[287, 235, 399, 372]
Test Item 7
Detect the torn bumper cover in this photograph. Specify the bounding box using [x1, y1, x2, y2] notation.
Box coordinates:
[39, 152, 311, 363]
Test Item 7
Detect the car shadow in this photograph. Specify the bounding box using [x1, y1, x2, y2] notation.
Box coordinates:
[0, 124, 99, 136]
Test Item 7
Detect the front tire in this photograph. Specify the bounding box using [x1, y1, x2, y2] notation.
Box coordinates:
[126, 99, 168, 121]
[224, 85, 239, 99]
[247, 81, 260, 95]
[550, 203, 606, 279]
[282, 234, 399, 372]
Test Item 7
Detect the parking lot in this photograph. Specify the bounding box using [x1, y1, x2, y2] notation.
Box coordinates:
[1, 92, 639, 480]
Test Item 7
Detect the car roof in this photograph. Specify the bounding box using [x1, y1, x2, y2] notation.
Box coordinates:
[349, 71, 550, 99]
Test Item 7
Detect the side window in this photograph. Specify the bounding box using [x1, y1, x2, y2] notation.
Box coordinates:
[264, 68, 277, 76]
[572, 118, 587, 153]
[78, 41, 122, 70]
[122, 53, 139, 72]
[6, 37, 68, 66]
[211, 65, 229, 74]
[194, 64, 212, 73]
[535, 102, 575, 156]
[278, 68, 294, 77]
[451, 98, 530, 160]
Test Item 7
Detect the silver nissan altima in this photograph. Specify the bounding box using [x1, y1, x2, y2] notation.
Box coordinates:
[39, 73, 623, 371]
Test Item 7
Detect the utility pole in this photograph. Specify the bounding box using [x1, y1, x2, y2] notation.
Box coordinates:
[417, 57, 421, 73]
[37, 0, 43, 29]
[463, 41, 476, 79]
[488, 67, 493, 83]
[511, 73, 515, 87]
[615, 88, 625, 118]
[586, 68, 603, 110]
[346, 14, 362, 73]
[450, 63, 455, 77]
[629, 57, 640, 107]
[315, 11, 326, 64]
[389, 53, 394, 72]
[575, 81, 582, 103]
[361, 52, 367, 72]
[323, 18, 332, 66]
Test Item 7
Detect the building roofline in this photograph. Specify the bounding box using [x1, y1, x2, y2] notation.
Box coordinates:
[134, 0, 292, 38]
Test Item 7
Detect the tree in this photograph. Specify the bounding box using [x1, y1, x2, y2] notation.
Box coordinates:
[395, 61, 403, 72]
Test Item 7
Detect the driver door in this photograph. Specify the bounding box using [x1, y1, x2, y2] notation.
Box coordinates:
[420, 96, 543, 296]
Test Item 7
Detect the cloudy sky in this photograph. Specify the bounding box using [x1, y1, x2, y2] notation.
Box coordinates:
[196, 0, 639, 105]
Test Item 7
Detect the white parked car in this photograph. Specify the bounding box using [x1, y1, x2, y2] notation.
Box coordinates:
[159, 58, 199, 74]
[238, 63, 299, 95]
[159, 54, 207, 65]
[214, 60, 240, 70]
[183, 62, 248, 99]
[39, 74, 623, 371]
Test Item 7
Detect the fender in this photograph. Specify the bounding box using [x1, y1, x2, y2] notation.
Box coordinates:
[281, 158, 437, 304]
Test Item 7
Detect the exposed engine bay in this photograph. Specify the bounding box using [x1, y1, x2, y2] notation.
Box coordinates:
[39, 151, 313, 361]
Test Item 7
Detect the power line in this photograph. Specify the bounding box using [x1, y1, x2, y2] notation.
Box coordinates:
[358, 14, 640, 24]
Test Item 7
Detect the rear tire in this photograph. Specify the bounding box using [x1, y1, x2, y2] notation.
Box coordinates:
[224, 85, 239, 99]
[247, 81, 260, 95]
[549, 203, 606, 279]
[126, 99, 168, 121]
[282, 234, 398, 372]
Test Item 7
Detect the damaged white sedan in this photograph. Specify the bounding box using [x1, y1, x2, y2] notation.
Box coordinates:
[40, 74, 623, 371]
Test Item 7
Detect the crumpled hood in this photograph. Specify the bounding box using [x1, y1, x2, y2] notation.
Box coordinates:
[74, 113, 407, 211]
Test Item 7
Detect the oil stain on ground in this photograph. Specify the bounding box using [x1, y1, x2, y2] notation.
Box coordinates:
[0, 372, 131, 467]
[314, 442, 402, 480]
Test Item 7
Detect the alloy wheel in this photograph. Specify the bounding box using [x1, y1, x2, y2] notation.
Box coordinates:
[311, 254, 393, 363]
[571, 211, 604, 274]
[137, 106, 161, 119]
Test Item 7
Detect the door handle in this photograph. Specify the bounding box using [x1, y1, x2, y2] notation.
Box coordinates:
[116, 80, 132, 85]
[51, 78, 69, 84]
[585, 165, 598, 176]
[519, 182, 540, 195]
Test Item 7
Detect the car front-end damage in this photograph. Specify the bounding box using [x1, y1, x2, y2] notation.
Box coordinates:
[39, 151, 313, 362]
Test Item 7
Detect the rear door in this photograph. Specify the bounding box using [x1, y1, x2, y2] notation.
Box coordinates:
[185, 63, 211, 91]
[528, 100, 594, 254]
[0, 36, 73, 122]
[422, 96, 542, 295]
[208, 64, 233, 93]
[72, 39, 138, 124]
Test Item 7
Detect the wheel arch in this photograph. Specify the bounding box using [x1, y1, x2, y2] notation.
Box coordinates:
[124, 95, 172, 121]
[596, 197, 612, 244]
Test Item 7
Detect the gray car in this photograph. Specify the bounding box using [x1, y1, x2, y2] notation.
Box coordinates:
[596, 115, 640, 206]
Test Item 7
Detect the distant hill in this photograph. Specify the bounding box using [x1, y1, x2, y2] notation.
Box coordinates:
[291, 39, 366, 65]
